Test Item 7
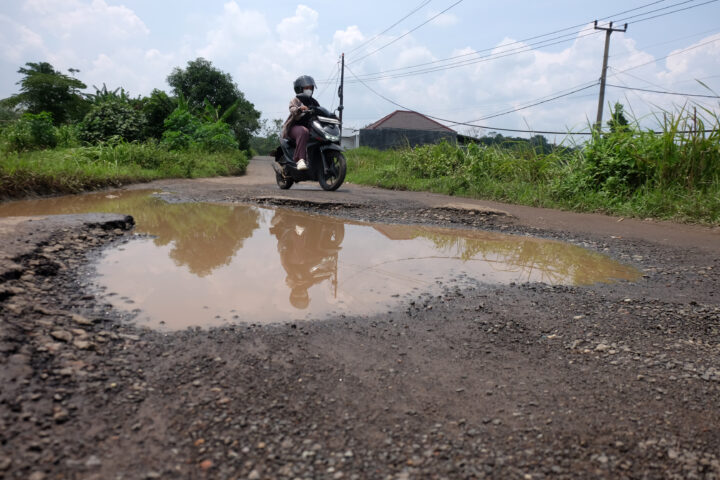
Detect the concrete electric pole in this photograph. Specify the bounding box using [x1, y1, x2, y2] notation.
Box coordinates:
[594, 21, 627, 132]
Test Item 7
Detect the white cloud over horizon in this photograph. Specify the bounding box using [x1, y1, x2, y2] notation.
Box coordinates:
[1, 0, 718, 138]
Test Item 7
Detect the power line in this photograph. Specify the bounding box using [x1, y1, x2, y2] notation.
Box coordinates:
[610, 36, 720, 75]
[343, 0, 703, 83]
[344, 64, 594, 135]
[344, 29, 601, 83]
[611, 68, 720, 94]
[618, 0, 718, 24]
[346, 0, 671, 75]
[606, 83, 720, 98]
[468, 83, 600, 122]
[610, 26, 720, 60]
[346, 0, 432, 56]
[347, 0, 465, 65]
[345, 60, 718, 137]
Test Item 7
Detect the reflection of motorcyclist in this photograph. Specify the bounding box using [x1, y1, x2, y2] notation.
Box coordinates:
[269, 210, 344, 310]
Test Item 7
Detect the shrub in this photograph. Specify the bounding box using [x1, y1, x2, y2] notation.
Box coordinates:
[2, 112, 57, 151]
[194, 122, 238, 152]
[142, 89, 176, 139]
[79, 99, 146, 144]
[161, 102, 237, 152]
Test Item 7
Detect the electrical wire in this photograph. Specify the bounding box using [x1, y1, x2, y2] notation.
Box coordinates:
[468, 84, 600, 122]
[346, 0, 670, 75]
[345, 0, 432, 56]
[610, 36, 720, 75]
[606, 83, 720, 98]
[345, 63, 717, 136]
[609, 26, 720, 60]
[345, 0, 717, 83]
[618, 0, 718, 24]
[344, 29, 601, 83]
[612, 68, 720, 94]
[347, 0, 465, 65]
[344, 64, 594, 135]
[316, 62, 341, 97]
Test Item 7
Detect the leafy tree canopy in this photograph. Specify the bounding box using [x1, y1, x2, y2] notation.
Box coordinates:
[167, 58, 260, 150]
[141, 89, 177, 140]
[2, 62, 88, 125]
[79, 100, 146, 144]
[607, 102, 631, 133]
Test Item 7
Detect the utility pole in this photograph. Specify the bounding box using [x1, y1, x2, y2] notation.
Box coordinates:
[338, 53, 345, 128]
[594, 20, 627, 132]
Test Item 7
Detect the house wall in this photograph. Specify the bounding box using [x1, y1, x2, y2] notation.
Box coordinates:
[359, 128, 457, 150]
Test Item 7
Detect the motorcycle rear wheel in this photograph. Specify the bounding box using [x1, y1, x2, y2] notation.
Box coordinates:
[276, 171, 293, 189]
[318, 151, 346, 191]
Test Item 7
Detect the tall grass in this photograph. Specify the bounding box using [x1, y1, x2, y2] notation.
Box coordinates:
[0, 142, 249, 200]
[346, 106, 720, 224]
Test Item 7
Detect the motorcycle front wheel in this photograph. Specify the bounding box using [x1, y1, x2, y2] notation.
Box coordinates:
[276, 171, 294, 189]
[318, 151, 346, 191]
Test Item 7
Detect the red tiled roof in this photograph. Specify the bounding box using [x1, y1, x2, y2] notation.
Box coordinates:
[365, 110, 455, 132]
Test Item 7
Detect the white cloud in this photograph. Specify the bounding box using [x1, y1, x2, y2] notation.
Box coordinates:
[276, 5, 319, 38]
[1, 2, 717, 135]
[333, 26, 364, 50]
[658, 33, 720, 84]
[24, 0, 149, 39]
[197, 2, 270, 60]
[0, 15, 45, 64]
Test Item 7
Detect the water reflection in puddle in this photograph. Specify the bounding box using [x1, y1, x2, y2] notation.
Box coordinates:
[0, 190, 640, 330]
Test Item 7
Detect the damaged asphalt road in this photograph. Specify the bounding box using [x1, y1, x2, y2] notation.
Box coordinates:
[1, 157, 719, 479]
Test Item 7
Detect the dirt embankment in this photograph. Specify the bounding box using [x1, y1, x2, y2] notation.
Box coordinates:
[1, 159, 719, 479]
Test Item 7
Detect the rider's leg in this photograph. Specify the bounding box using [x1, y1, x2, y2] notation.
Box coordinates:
[290, 125, 310, 169]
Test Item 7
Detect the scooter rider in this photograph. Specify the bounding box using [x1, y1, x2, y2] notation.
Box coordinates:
[281, 75, 320, 171]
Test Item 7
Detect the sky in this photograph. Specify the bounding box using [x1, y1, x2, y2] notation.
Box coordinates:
[1, 0, 719, 141]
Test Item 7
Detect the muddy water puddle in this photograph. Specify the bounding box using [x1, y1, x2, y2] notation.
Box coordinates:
[0, 190, 640, 330]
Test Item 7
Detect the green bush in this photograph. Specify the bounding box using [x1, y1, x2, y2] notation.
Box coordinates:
[346, 104, 720, 224]
[142, 89, 176, 139]
[2, 112, 57, 151]
[161, 102, 238, 152]
[56, 123, 80, 148]
[79, 99, 146, 144]
[194, 121, 238, 152]
[0, 105, 21, 129]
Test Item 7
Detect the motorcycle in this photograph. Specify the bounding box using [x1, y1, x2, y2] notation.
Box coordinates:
[271, 106, 347, 191]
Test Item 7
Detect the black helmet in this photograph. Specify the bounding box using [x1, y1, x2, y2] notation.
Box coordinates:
[293, 75, 317, 94]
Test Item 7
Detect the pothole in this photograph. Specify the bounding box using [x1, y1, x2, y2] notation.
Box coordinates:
[0, 190, 640, 330]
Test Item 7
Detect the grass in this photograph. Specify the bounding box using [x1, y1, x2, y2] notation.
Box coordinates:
[0, 142, 249, 200]
[345, 106, 720, 225]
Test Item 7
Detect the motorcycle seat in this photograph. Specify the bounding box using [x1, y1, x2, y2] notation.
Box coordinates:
[281, 138, 296, 148]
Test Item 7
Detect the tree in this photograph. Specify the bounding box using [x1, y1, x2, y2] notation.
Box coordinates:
[141, 89, 177, 139]
[79, 100, 146, 144]
[1, 62, 88, 124]
[607, 102, 630, 133]
[3, 112, 57, 151]
[250, 117, 283, 154]
[77, 84, 146, 144]
[167, 58, 260, 150]
[161, 97, 237, 152]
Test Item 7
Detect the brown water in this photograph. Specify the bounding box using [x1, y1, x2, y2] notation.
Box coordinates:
[0, 190, 640, 330]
